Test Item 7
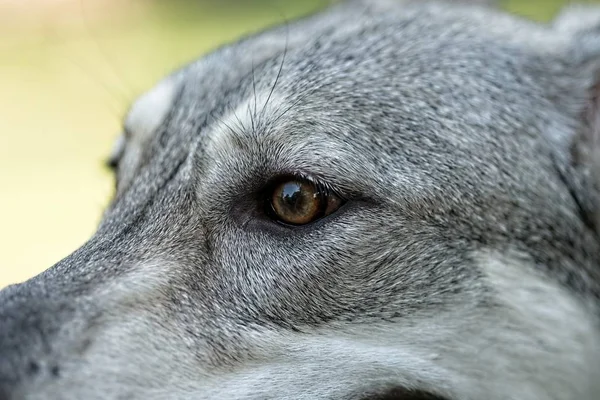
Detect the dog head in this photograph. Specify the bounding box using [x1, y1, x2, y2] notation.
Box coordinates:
[1, 1, 600, 399]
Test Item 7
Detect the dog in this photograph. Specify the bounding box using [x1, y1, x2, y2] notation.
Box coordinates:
[1, 0, 600, 398]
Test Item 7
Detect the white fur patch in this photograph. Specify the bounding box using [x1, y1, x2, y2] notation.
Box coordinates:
[208, 92, 285, 150]
[185, 251, 600, 399]
[35, 256, 600, 400]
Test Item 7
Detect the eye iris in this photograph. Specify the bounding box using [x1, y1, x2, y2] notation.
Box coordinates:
[272, 180, 322, 225]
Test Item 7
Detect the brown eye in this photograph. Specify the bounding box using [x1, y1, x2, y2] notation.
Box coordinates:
[269, 178, 343, 226]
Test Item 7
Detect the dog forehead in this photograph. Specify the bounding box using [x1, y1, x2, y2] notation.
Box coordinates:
[112, 0, 557, 203]
[197, 15, 547, 166]
[152, 2, 554, 164]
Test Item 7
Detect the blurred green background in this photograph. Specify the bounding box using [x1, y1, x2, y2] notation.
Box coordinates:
[0, 0, 596, 288]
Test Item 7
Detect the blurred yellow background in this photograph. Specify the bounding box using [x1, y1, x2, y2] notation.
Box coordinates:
[0, 0, 595, 288]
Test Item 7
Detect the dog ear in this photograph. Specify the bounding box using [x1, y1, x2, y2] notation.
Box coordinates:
[549, 7, 600, 233]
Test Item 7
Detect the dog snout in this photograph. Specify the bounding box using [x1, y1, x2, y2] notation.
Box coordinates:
[0, 278, 92, 399]
[0, 282, 58, 399]
[0, 283, 44, 399]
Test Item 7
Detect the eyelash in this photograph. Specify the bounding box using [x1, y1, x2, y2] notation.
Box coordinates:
[260, 173, 338, 199]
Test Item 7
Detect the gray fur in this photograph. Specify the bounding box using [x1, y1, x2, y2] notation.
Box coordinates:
[1, 0, 600, 399]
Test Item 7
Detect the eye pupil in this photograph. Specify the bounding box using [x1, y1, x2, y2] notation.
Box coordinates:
[280, 181, 315, 212]
[281, 182, 303, 207]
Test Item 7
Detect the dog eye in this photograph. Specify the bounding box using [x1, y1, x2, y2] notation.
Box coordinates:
[268, 178, 343, 226]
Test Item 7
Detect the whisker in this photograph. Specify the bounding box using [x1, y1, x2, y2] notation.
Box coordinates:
[232, 109, 248, 134]
[260, 12, 290, 119]
[269, 75, 324, 127]
[251, 58, 258, 133]
[270, 92, 312, 127]
[247, 104, 256, 135]
[209, 110, 237, 137]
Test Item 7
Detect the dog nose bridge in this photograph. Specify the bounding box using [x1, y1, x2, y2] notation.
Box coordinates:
[0, 285, 29, 399]
[0, 229, 176, 399]
[0, 281, 69, 399]
[0, 251, 107, 399]
[0, 184, 195, 398]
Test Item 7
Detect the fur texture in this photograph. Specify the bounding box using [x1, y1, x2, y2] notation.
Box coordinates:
[1, 1, 600, 399]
